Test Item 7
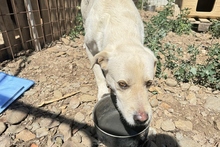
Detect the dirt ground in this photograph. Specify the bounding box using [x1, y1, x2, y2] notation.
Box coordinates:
[0, 11, 219, 147]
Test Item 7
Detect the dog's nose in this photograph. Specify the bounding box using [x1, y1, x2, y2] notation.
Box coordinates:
[133, 112, 148, 124]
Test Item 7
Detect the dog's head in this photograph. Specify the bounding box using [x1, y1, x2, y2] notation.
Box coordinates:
[92, 45, 157, 126]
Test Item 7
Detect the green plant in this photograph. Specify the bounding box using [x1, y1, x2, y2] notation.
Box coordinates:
[171, 8, 191, 35]
[144, 0, 191, 48]
[209, 19, 220, 38]
[195, 43, 220, 89]
[69, 12, 84, 41]
[144, 0, 219, 90]
[173, 45, 200, 82]
[160, 43, 220, 90]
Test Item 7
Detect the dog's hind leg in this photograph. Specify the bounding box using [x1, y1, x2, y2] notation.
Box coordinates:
[84, 44, 110, 101]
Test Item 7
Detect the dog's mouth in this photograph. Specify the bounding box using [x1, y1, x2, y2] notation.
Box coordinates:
[110, 94, 150, 127]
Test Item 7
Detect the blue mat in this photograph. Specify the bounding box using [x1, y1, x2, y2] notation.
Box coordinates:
[0, 72, 34, 113]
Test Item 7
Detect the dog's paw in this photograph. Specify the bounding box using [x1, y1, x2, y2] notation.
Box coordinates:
[97, 92, 110, 101]
[97, 88, 110, 101]
[148, 127, 157, 137]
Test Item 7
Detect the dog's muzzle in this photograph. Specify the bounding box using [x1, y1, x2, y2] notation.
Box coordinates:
[133, 112, 149, 125]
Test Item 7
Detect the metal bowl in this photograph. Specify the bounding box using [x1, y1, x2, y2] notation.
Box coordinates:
[93, 94, 149, 147]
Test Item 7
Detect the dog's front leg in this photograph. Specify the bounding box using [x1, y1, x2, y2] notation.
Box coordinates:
[84, 44, 110, 100]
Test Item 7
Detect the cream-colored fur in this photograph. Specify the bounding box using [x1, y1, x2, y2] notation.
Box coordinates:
[81, 0, 157, 126]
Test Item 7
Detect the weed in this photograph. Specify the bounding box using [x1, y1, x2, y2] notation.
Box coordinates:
[144, 0, 191, 49]
[209, 19, 220, 38]
[171, 8, 191, 35]
[159, 43, 220, 90]
[144, 0, 219, 90]
[69, 12, 84, 41]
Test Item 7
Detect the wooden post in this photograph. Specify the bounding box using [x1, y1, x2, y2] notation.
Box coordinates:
[30, 0, 45, 47]
[24, 0, 41, 51]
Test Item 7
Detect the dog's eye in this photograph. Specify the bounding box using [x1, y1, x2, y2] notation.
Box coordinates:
[118, 81, 129, 89]
[145, 80, 153, 87]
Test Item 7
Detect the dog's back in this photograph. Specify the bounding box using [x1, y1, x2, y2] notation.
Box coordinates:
[81, 0, 145, 53]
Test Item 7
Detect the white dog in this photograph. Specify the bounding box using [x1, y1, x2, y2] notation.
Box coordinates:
[81, 0, 157, 126]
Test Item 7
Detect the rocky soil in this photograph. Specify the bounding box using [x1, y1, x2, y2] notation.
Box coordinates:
[0, 11, 220, 147]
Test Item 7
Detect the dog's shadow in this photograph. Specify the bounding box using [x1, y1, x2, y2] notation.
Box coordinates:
[147, 133, 180, 147]
[5, 100, 180, 147]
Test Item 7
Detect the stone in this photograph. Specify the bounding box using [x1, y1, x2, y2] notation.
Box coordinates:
[163, 87, 177, 93]
[6, 108, 29, 125]
[189, 85, 200, 92]
[178, 137, 201, 147]
[165, 78, 178, 87]
[79, 94, 96, 102]
[175, 132, 183, 140]
[174, 120, 193, 131]
[164, 110, 172, 117]
[200, 111, 208, 117]
[150, 98, 159, 107]
[62, 140, 84, 147]
[189, 97, 197, 105]
[80, 87, 90, 93]
[0, 136, 10, 147]
[160, 102, 171, 110]
[149, 86, 163, 94]
[79, 131, 93, 147]
[61, 38, 70, 45]
[58, 123, 72, 142]
[50, 106, 62, 117]
[31, 122, 40, 131]
[81, 136, 93, 147]
[181, 83, 190, 91]
[54, 90, 63, 98]
[69, 97, 81, 109]
[155, 119, 163, 129]
[74, 112, 85, 122]
[16, 129, 36, 141]
[72, 82, 81, 88]
[5, 125, 25, 135]
[47, 46, 59, 53]
[186, 92, 197, 105]
[0, 122, 6, 135]
[161, 120, 175, 131]
[36, 127, 49, 138]
[192, 133, 206, 145]
[39, 118, 60, 129]
[204, 97, 220, 112]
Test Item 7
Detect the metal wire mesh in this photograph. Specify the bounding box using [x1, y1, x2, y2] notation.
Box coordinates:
[0, 0, 80, 62]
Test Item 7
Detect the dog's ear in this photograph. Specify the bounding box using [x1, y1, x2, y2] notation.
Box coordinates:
[91, 51, 109, 70]
[144, 47, 158, 77]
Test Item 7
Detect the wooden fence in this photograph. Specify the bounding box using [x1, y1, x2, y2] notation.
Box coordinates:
[0, 0, 80, 62]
